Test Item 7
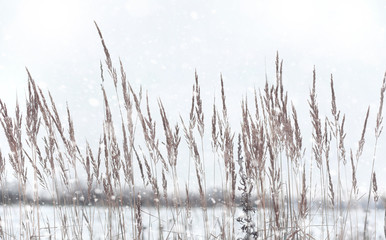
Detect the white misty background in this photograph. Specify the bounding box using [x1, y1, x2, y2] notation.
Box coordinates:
[0, 0, 386, 194]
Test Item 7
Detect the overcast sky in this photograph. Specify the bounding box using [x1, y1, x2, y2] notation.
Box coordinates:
[1, 0, 386, 191]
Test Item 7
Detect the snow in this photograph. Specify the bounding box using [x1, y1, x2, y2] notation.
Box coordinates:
[88, 98, 100, 107]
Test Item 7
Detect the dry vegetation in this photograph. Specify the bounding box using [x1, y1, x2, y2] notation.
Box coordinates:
[0, 23, 385, 239]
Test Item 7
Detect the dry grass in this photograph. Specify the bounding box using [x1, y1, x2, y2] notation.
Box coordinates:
[0, 23, 385, 239]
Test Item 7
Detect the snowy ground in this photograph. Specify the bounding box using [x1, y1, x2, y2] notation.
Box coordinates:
[0, 205, 385, 239]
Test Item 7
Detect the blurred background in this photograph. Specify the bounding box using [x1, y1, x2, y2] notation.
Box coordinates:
[0, 0, 385, 192]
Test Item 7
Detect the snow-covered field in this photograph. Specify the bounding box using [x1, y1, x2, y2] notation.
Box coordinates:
[0, 205, 385, 239]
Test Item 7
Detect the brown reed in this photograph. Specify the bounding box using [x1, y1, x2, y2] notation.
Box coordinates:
[0, 24, 385, 240]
